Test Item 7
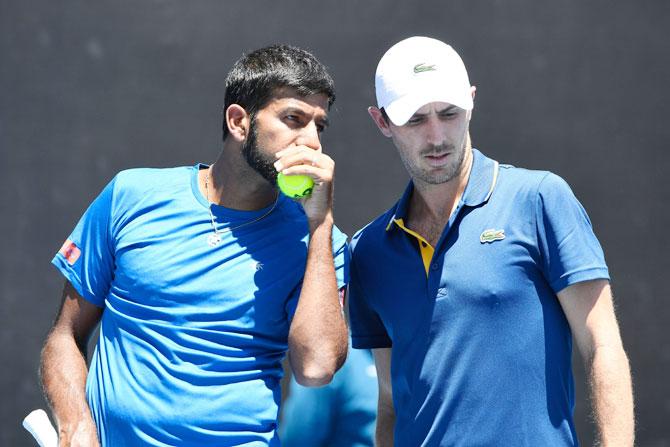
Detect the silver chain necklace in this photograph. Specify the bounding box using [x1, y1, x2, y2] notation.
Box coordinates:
[204, 166, 279, 247]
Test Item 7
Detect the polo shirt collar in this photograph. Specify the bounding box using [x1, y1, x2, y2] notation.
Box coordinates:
[461, 148, 500, 207]
[385, 148, 499, 232]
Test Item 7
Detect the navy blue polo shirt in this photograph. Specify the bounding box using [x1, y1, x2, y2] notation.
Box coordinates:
[349, 149, 609, 446]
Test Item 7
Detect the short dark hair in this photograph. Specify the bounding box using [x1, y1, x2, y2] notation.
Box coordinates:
[222, 44, 336, 140]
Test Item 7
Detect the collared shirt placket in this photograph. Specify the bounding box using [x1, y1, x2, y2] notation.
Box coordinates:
[427, 201, 466, 301]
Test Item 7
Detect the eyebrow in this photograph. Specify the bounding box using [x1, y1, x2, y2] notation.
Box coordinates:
[319, 117, 330, 128]
[411, 105, 459, 118]
[437, 105, 459, 113]
[282, 107, 330, 128]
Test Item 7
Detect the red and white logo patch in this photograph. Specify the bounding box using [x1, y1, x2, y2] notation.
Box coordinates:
[59, 239, 81, 265]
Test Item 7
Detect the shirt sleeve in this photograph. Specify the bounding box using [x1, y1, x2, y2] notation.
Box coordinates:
[348, 239, 392, 349]
[535, 172, 610, 293]
[51, 177, 117, 307]
[332, 226, 350, 290]
[279, 376, 334, 446]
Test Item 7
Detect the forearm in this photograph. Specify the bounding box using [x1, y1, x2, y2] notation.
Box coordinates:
[40, 328, 97, 439]
[375, 402, 395, 447]
[588, 345, 635, 446]
[288, 216, 348, 386]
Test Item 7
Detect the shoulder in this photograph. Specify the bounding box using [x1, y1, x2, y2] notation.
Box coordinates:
[332, 224, 348, 248]
[104, 166, 194, 222]
[496, 163, 573, 201]
[350, 207, 395, 255]
[112, 166, 192, 196]
[497, 163, 550, 190]
[494, 164, 586, 233]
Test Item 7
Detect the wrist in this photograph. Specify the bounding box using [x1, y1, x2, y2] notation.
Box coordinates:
[58, 419, 84, 434]
[57, 412, 93, 432]
[308, 212, 333, 234]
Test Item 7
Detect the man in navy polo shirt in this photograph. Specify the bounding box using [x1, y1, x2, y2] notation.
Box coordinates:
[349, 36, 634, 446]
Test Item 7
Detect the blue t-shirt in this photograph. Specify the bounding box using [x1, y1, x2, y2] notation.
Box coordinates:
[349, 149, 609, 446]
[280, 345, 377, 447]
[52, 165, 349, 446]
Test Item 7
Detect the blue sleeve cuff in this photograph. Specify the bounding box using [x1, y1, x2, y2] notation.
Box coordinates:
[550, 267, 610, 294]
[352, 334, 392, 349]
[51, 255, 106, 308]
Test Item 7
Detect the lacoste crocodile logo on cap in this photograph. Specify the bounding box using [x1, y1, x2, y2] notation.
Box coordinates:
[480, 229, 505, 244]
[413, 63, 437, 73]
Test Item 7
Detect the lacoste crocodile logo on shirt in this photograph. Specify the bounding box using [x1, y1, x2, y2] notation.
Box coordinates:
[480, 229, 505, 244]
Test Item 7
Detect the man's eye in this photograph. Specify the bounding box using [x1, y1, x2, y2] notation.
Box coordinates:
[440, 112, 457, 119]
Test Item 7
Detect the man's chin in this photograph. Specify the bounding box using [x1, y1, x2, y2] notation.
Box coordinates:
[415, 165, 459, 184]
[242, 147, 278, 186]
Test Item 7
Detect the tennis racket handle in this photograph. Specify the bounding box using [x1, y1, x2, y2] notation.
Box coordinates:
[22, 409, 58, 447]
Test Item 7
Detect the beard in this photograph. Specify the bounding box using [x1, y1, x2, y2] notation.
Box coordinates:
[421, 141, 467, 184]
[241, 117, 278, 185]
[398, 139, 468, 186]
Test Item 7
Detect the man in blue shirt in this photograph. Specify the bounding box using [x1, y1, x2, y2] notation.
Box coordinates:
[280, 345, 377, 447]
[349, 36, 634, 446]
[41, 45, 349, 446]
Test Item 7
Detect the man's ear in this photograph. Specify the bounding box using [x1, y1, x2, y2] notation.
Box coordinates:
[225, 104, 250, 142]
[368, 106, 393, 138]
[467, 85, 477, 121]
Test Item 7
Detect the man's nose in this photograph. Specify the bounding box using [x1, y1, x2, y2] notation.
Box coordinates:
[424, 117, 447, 147]
[296, 122, 322, 151]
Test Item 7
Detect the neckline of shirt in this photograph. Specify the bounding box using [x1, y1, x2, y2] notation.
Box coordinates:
[190, 163, 286, 220]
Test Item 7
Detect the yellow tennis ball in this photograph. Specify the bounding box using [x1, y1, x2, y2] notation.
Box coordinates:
[277, 173, 314, 198]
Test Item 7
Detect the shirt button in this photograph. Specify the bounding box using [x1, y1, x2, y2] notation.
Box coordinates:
[431, 263, 439, 271]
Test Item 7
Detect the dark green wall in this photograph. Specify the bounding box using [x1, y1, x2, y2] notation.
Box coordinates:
[2, 1, 668, 445]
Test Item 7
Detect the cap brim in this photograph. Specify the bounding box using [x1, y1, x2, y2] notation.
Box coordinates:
[384, 91, 473, 126]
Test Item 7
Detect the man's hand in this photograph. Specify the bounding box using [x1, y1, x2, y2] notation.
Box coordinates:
[274, 145, 335, 230]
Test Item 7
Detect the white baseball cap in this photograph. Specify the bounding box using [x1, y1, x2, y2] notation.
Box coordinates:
[375, 36, 473, 126]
